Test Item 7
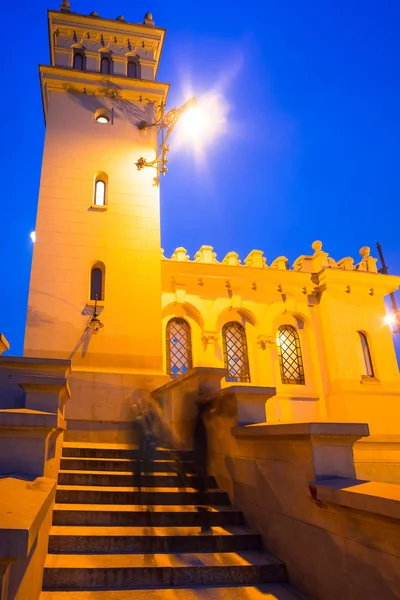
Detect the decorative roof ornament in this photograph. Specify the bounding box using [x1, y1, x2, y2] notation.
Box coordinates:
[356, 246, 378, 273]
[89, 11, 100, 17]
[144, 11, 154, 26]
[60, 0, 71, 12]
[116, 15, 126, 21]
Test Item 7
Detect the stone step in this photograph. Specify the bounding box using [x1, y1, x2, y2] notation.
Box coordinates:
[58, 470, 216, 489]
[40, 584, 306, 600]
[56, 485, 230, 506]
[48, 525, 262, 554]
[62, 443, 195, 461]
[60, 457, 197, 473]
[42, 551, 286, 590]
[53, 504, 244, 527]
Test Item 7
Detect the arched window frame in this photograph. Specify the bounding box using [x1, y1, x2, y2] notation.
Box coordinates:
[73, 49, 85, 70]
[92, 172, 108, 208]
[222, 322, 251, 383]
[276, 325, 305, 385]
[127, 57, 140, 79]
[166, 318, 193, 379]
[358, 331, 374, 378]
[90, 261, 105, 302]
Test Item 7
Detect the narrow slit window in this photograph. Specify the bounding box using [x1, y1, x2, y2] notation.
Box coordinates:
[101, 55, 111, 74]
[166, 318, 192, 379]
[276, 325, 305, 385]
[358, 332, 374, 377]
[73, 52, 84, 70]
[94, 180, 106, 206]
[90, 265, 104, 301]
[222, 322, 250, 383]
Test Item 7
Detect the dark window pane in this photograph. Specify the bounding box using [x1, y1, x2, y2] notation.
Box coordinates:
[101, 56, 111, 74]
[90, 268, 103, 300]
[359, 332, 374, 377]
[127, 61, 137, 78]
[73, 53, 84, 70]
[222, 322, 250, 383]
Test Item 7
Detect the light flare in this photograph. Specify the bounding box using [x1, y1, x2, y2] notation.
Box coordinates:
[175, 92, 229, 150]
[383, 313, 397, 327]
[30, 231, 36, 243]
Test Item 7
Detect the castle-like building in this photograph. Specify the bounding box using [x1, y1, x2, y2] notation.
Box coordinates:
[22, 1, 400, 442]
[0, 4, 399, 600]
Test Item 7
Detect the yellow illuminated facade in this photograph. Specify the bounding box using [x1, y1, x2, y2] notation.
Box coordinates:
[25, 5, 400, 443]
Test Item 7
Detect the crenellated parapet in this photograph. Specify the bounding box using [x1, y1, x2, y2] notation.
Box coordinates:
[161, 241, 379, 274]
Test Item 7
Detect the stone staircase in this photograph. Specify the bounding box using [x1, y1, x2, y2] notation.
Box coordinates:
[41, 442, 305, 599]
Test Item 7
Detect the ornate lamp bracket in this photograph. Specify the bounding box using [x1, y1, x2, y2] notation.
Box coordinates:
[135, 97, 197, 185]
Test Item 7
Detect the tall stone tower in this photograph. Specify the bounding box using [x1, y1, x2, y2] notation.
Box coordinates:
[24, 3, 169, 439]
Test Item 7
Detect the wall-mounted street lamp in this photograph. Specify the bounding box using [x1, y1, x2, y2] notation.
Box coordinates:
[135, 97, 197, 185]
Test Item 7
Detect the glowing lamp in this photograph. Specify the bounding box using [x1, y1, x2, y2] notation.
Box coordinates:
[30, 231, 36, 243]
[383, 313, 396, 326]
[96, 115, 109, 124]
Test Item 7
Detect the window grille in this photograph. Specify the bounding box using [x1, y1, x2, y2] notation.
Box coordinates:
[276, 325, 305, 384]
[222, 322, 250, 383]
[166, 318, 193, 379]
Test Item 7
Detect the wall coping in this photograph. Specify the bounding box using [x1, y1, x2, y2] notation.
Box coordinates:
[0, 476, 56, 560]
[204, 385, 277, 400]
[153, 366, 227, 396]
[233, 421, 370, 439]
[0, 356, 71, 377]
[0, 409, 66, 431]
[310, 477, 400, 522]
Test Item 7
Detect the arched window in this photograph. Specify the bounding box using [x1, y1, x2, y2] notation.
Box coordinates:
[222, 322, 250, 383]
[73, 51, 85, 70]
[100, 55, 111, 74]
[127, 59, 138, 78]
[358, 332, 374, 377]
[276, 325, 305, 385]
[166, 318, 192, 379]
[90, 262, 105, 301]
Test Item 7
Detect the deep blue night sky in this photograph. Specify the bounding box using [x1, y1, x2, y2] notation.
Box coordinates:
[1, 0, 400, 358]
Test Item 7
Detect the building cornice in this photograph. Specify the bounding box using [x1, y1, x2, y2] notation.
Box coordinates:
[39, 64, 170, 124]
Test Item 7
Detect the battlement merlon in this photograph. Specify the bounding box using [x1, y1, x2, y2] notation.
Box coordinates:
[161, 242, 400, 299]
[47, 9, 166, 80]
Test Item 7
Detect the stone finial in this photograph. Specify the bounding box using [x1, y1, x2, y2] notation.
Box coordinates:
[356, 246, 378, 273]
[116, 15, 126, 21]
[311, 240, 331, 271]
[194, 246, 219, 264]
[144, 11, 154, 26]
[244, 250, 268, 269]
[270, 256, 289, 270]
[90, 11, 100, 17]
[170, 247, 190, 262]
[311, 240, 323, 253]
[222, 252, 241, 266]
[60, 0, 71, 12]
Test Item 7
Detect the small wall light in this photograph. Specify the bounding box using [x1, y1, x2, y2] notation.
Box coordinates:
[30, 231, 36, 243]
[94, 108, 111, 124]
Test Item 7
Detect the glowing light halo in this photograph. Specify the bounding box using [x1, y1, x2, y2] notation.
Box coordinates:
[383, 313, 397, 327]
[30, 231, 36, 243]
[174, 91, 230, 157]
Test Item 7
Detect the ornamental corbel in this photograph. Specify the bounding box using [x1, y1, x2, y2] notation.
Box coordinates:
[257, 334, 275, 350]
[201, 330, 220, 345]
